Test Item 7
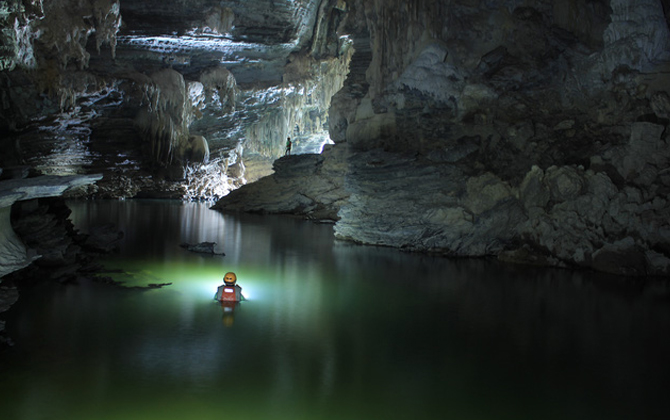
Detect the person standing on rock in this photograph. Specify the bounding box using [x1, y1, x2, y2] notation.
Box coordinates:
[285, 137, 292, 156]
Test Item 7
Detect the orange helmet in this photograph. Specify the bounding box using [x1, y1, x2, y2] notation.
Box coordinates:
[223, 272, 237, 285]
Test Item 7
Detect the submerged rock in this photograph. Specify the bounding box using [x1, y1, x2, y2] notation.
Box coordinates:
[179, 241, 225, 256]
[83, 223, 124, 253]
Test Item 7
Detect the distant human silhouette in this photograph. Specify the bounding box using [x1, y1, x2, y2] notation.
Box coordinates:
[285, 137, 292, 156]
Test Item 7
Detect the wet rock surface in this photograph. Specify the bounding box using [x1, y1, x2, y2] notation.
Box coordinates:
[0, 172, 103, 278]
[179, 241, 225, 255]
[212, 143, 349, 222]
[0, 169, 104, 343]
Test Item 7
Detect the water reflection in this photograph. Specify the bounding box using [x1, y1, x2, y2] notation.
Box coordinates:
[1, 200, 669, 420]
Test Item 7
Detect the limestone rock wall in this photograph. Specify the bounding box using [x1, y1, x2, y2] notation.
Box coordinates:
[0, 173, 102, 278]
[243, 48, 353, 159]
[0, 0, 41, 71]
[328, 0, 670, 276]
[1, 0, 121, 130]
[1, 0, 350, 201]
[211, 143, 350, 221]
[135, 68, 191, 167]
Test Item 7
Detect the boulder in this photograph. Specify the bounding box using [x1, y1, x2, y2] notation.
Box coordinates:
[179, 242, 225, 256]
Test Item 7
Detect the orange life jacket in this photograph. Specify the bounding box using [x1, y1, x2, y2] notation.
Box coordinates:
[220, 286, 237, 302]
[216, 283, 244, 302]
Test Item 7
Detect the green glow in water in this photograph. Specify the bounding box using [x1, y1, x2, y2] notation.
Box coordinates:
[2, 200, 668, 420]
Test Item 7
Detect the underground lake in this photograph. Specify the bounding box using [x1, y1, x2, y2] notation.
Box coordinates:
[1, 199, 669, 420]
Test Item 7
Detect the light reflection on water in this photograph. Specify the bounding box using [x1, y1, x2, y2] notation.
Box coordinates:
[1, 199, 669, 420]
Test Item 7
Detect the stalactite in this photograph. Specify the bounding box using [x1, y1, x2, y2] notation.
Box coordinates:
[33, 0, 120, 70]
[92, 0, 122, 59]
[136, 67, 227, 170]
[243, 38, 353, 158]
[199, 67, 238, 114]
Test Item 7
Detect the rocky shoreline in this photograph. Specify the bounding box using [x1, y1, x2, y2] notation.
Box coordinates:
[0, 195, 128, 346]
[214, 133, 670, 278]
[0, 169, 115, 346]
[211, 144, 350, 223]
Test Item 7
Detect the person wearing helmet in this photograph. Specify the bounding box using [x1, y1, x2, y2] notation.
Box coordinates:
[214, 272, 245, 302]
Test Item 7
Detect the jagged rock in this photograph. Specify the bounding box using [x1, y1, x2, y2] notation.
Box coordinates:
[9, 198, 89, 282]
[519, 165, 551, 214]
[326, 0, 670, 276]
[1, 0, 352, 200]
[179, 241, 225, 256]
[0, 174, 102, 278]
[334, 149, 526, 256]
[0, 285, 19, 314]
[498, 244, 563, 268]
[592, 237, 648, 276]
[212, 144, 349, 221]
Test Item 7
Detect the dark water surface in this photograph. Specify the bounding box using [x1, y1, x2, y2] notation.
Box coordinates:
[1, 200, 669, 420]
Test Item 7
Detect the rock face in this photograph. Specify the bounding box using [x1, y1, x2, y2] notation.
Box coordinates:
[334, 150, 526, 256]
[0, 173, 102, 278]
[215, 0, 670, 277]
[2, 1, 670, 277]
[0, 172, 102, 344]
[179, 241, 225, 255]
[1, 0, 351, 200]
[325, 0, 670, 276]
[212, 143, 349, 222]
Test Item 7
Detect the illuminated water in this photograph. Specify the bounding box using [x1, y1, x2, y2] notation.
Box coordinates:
[1, 200, 669, 420]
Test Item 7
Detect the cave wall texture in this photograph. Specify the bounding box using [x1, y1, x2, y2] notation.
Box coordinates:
[1, 0, 670, 277]
[328, 0, 670, 277]
[1, 0, 350, 199]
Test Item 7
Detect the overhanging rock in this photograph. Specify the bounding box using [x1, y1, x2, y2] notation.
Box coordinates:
[0, 174, 102, 278]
